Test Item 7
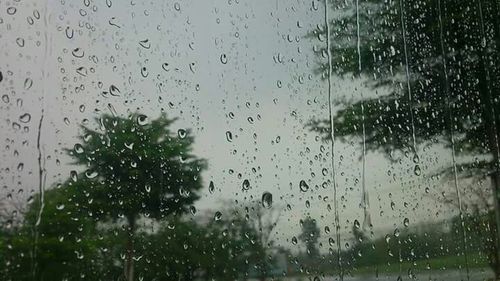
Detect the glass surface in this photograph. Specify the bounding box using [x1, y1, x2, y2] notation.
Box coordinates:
[1, 0, 499, 280]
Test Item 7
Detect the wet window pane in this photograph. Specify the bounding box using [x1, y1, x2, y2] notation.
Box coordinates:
[1, 0, 499, 280]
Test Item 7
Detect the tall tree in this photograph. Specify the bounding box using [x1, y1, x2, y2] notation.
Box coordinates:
[307, 0, 500, 277]
[68, 113, 206, 281]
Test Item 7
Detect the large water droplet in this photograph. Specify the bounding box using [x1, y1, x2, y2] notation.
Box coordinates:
[178, 129, 187, 139]
[261, 192, 273, 208]
[137, 114, 148, 126]
[299, 180, 309, 192]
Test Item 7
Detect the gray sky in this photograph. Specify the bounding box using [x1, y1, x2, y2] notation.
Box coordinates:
[0, 0, 470, 253]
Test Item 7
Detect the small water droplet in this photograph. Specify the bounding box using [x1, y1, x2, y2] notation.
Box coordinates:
[214, 211, 222, 221]
[56, 204, 65, 210]
[65, 27, 74, 39]
[16, 37, 25, 47]
[209, 181, 215, 194]
[76, 66, 88, 76]
[109, 85, 120, 96]
[139, 39, 150, 49]
[261, 192, 273, 208]
[19, 113, 31, 123]
[72, 48, 85, 58]
[299, 180, 309, 192]
[174, 2, 181, 11]
[354, 219, 360, 229]
[145, 185, 151, 193]
[291, 236, 298, 245]
[414, 164, 421, 176]
[24, 78, 33, 90]
[220, 54, 228, 64]
[403, 218, 409, 227]
[140, 66, 148, 77]
[161, 63, 169, 71]
[2, 95, 8, 103]
[225, 131, 233, 142]
[7, 7, 17, 15]
[242, 179, 250, 191]
[74, 143, 84, 154]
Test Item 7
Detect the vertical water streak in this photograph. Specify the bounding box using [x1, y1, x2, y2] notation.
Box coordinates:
[324, 0, 343, 279]
[32, 1, 50, 279]
[476, 0, 500, 271]
[397, 0, 417, 154]
[355, 0, 371, 230]
[437, 0, 470, 279]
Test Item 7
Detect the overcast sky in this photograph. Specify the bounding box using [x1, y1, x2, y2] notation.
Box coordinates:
[0, 0, 470, 253]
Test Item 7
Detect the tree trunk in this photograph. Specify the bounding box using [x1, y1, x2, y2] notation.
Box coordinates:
[125, 217, 136, 281]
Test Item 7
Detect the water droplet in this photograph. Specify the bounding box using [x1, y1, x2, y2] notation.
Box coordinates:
[145, 185, 151, 193]
[72, 48, 84, 58]
[140, 66, 148, 77]
[261, 192, 273, 208]
[161, 63, 169, 71]
[242, 179, 250, 191]
[106, 0, 112, 7]
[329, 237, 335, 246]
[17, 163, 24, 171]
[85, 170, 98, 179]
[354, 219, 360, 229]
[74, 143, 84, 154]
[403, 218, 409, 227]
[24, 78, 33, 90]
[291, 236, 298, 245]
[19, 113, 31, 123]
[109, 85, 120, 96]
[65, 27, 74, 39]
[174, 2, 181, 11]
[220, 54, 228, 64]
[70, 170, 78, 182]
[214, 211, 222, 221]
[56, 204, 65, 210]
[137, 114, 148, 126]
[16, 37, 25, 47]
[225, 131, 233, 142]
[76, 66, 88, 76]
[209, 181, 215, 194]
[299, 180, 309, 192]
[7, 7, 17, 15]
[414, 165, 421, 176]
[177, 129, 187, 139]
[1, 95, 8, 103]
[139, 39, 150, 49]
[189, 206, 196, 215]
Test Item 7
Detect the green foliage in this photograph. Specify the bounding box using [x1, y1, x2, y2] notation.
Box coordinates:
[69, 113, 207, 223]
[308, 0, 500, 169]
